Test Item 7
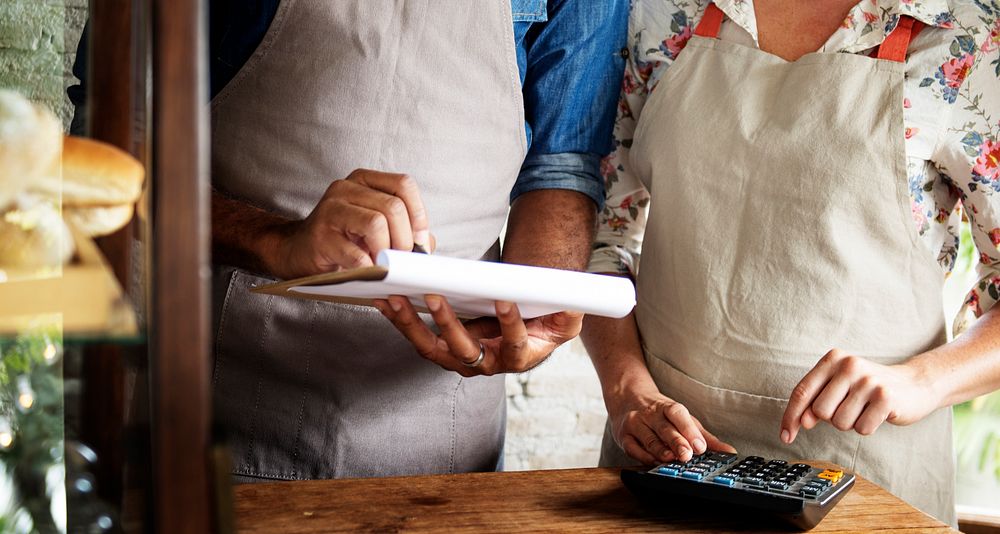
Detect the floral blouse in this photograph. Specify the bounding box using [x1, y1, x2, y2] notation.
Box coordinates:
[590, 0, 1000, 334]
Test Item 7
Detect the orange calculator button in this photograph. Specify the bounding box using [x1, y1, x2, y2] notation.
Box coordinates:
[817, 470, 844, 483]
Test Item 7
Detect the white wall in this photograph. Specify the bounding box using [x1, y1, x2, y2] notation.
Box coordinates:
[504, 338, 607, 470]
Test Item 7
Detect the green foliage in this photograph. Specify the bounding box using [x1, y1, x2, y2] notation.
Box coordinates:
[0, 322, 65, 533]
[952, 218, 1000, 493]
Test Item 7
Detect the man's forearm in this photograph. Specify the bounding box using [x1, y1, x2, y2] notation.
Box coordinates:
[212, 188, 291, 277]
[502, 189, 596, 270]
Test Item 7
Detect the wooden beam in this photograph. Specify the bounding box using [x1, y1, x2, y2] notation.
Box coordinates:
[88, 0, 137, 286]
[150, 0, 214, 531]
[80, 0, 143, 514]
[959, 511, 1000, 534]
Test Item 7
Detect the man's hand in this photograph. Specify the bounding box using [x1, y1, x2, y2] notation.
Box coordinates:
[374, 295, 583, 376]
[267, 169, 431, 279]
[780, 349, 940, 444]
[607, 385, 735, 464]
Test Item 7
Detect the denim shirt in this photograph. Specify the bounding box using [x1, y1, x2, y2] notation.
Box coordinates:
[71, 0, 627, 208]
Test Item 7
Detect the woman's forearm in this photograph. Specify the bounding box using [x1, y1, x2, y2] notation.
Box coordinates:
[581, 311, 660, 402]
[909, 305, 1000, 409]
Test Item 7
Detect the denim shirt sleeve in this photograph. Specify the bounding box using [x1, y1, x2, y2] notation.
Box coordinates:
[510, 0, 629, 210]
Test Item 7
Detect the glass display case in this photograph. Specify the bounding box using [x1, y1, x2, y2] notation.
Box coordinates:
[0, 1, 218, 532]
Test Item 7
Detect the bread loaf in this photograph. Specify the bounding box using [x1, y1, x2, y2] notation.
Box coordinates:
[64, 204, 135, 237]
[32, 136, 144, 206]
[0, 195, 74, 270]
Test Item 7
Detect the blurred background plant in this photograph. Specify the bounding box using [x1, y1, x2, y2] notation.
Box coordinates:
[948, 220, 1000, 511]
[0, 318, 65, 534]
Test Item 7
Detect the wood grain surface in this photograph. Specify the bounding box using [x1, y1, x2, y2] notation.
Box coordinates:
[234, 464, 957, 533]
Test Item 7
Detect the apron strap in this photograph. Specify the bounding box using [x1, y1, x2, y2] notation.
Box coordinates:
[875, 16, 925, 63]
[694, 3, 924, 64]
[694, 3, 725, 38]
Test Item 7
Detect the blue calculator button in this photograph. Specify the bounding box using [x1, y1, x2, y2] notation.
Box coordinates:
[681, 471, 704, 480]
[712, 476, 735, 486]
[656, 467, 680, 476]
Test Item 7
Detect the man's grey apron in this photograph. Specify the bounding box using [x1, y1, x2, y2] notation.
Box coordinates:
[600, 6, 956, 524]
[210, 0, 526, 480]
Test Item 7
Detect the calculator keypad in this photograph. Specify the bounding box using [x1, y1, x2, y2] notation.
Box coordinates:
[648, 453, 847, 501]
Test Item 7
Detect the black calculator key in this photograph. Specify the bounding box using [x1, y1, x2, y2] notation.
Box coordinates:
[768, 481, 789, 491]
[745, 456, 765, 463]
[801, 485, 823, 498]
[791, 463, 811, 470]
[712, 453, 737, 463]
[809, 477, 832, 487]
[742, 476, 766, 487]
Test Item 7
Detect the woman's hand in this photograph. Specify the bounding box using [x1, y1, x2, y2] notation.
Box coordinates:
[780, 349, 940, 444]
[607, 386, 735, 464]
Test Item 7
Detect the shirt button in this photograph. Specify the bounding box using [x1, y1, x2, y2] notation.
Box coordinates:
[619, 47, 629, 59]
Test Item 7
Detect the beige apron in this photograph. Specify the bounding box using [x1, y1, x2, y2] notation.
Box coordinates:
[210, 0, 526, 480]
[601, 5, 955, 524]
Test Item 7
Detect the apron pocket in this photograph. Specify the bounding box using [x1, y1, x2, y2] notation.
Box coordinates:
[642, 349, 863, 471]
[213, 267, 319, 480]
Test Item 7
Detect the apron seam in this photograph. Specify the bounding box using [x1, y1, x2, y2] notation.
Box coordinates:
[888, 79, 930, 253]
[242, 293, 276, 472]
[288, 300, 318, 479]
[499, 0, 528, 155]
[449, 378, 463, 474]
[212, 268, 241, 387]
[643, 343, 789, 402]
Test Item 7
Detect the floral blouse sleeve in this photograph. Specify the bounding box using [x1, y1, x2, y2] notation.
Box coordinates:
[940, 20, 1000, 334]
[587, 26, 663, 276]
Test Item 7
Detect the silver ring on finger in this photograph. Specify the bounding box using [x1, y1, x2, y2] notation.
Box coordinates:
[461, 343, 486, 368]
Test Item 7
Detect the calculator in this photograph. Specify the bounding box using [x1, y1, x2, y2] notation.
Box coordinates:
[620, 451, 855, 530]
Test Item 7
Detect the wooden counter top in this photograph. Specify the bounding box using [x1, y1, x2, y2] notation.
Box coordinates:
[234, 464, 956, 533]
